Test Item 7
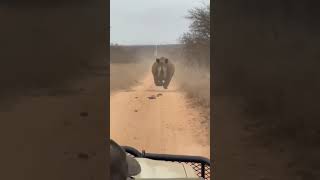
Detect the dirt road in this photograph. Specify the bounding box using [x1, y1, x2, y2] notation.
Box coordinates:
[110, 73, 210, 158]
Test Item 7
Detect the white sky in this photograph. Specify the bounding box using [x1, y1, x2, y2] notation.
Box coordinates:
[110, 0, 207, 45]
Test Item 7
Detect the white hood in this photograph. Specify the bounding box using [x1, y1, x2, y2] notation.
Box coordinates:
[133, 158, 200, 179]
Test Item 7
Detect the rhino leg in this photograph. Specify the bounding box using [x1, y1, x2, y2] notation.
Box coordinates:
[154, 76, 163, 86]
[163, 73, 173, 89]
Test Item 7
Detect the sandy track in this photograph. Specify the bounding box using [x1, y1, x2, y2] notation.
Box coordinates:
[110, 73, 210, 158]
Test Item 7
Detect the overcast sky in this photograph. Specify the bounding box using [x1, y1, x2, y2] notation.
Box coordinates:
[111, 0, 207, 45]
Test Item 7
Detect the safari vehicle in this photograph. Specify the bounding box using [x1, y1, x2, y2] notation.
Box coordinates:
[122, 146, 211, 180]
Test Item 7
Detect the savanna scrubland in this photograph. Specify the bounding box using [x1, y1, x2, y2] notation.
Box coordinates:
[110, 4, 210, 122]
[110, 45, 152, 93]
[110, 45, 210, 121]
[109, 1, 212, 175]
[109, 43, 211, 159]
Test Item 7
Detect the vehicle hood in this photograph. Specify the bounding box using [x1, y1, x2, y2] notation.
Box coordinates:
[133, 158, 200, 179]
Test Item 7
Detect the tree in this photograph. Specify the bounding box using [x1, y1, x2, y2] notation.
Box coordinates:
[180, 3, 210, 68]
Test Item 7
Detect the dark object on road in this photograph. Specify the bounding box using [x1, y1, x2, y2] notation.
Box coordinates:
[147, 95, 156, 100]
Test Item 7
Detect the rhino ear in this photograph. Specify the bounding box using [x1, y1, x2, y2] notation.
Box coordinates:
[165, 58, 168, 64]
[156, 58, 160, 63]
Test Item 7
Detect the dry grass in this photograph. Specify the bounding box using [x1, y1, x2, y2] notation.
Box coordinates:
[110, 44, 211, 127]
[110, 44, 154, 94]
[176, 64, 210, 106]
[110, 62, 150, 94]
[175, 62, 210, 124]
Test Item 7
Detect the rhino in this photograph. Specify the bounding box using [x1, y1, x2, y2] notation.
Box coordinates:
[151, 57, 175, 89]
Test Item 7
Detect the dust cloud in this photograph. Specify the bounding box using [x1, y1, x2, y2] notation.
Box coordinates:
[110, 44, 210, 157]
[110, 45, 210, 121]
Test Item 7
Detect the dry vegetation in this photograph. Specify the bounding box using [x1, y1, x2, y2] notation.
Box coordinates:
[175, 64, 210, 107]
[110, 43, 210, 117]
[174, 63, 210, 129]
[109, 3, 211, 126]
[110, 63, 149, 93]
[175, 2, 210, 122]
[110, 45, 152, 93]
